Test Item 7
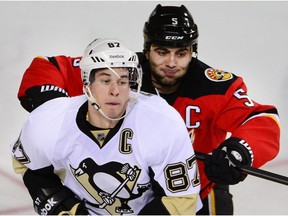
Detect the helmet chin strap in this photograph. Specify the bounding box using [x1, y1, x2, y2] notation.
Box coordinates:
[83, 85, 100, 110]
[83, 84, 140, 122]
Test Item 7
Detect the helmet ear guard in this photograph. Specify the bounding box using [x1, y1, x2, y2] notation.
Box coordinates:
[143, 4, 199, 54]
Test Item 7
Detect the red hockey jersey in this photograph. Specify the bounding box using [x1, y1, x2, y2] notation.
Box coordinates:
[18, 55, 280, 199]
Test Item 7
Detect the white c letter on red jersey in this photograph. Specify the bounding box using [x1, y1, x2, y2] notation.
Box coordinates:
[185, 106, 200, 129]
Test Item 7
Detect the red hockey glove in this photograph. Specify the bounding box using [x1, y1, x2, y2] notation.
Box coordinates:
[204, 137, 254, 185]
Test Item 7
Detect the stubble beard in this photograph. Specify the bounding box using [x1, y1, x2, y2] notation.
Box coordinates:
[152, 71, 182, 87]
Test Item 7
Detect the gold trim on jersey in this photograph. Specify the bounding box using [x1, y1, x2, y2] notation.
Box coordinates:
[161, 194, 198, 215]
[208, 187, 216, 215]
[86, 112, 111, 148]
[12, 157, 28, 176]
[90, 129, 110, 148]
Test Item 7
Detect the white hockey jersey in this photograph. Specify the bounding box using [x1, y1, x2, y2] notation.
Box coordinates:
[11, 92, 201, 215]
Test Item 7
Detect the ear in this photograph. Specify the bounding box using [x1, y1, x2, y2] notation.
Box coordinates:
[189, 46, 194, 60]
[145, 51, 150, 60]
[83, 85, 91, 97]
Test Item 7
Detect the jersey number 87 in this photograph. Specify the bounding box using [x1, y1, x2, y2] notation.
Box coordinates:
[164, 155, 200, 192]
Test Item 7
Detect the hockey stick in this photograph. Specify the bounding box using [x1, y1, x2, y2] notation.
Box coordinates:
[195, 151, 288, 186]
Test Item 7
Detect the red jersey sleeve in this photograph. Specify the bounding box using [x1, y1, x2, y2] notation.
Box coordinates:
[216, 78, 280, 168]
[18, 56, 83, 112]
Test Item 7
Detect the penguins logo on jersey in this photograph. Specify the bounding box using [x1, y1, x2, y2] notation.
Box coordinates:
[205, 68, 233, 82]
[70, 158, 151, 214]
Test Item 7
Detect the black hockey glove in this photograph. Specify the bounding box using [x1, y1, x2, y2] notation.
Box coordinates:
[34, 186, 89, 215]
[21, 85, 68, 112]
[204, 137, 254, 185]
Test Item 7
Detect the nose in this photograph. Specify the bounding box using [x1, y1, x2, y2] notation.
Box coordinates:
[109, 81, 119, 96]
[166, 53, 176, 68]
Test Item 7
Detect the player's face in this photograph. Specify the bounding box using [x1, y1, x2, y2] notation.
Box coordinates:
[146, 44, 192, 94]
[90, 68, 130, 119]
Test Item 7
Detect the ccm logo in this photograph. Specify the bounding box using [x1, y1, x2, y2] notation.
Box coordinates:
[165, 36, 184, 40]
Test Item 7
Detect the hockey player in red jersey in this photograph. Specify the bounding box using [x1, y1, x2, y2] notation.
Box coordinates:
[16, 4, 280, 215]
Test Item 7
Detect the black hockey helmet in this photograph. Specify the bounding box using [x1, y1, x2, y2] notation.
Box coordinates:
[143, 4, 199, 54]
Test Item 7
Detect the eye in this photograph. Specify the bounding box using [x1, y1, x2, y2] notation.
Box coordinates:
[100, 79, 110, 85]
[176, 51, 189, 58]
[156, 50, 168, 56]
[117, 78, 129, 85]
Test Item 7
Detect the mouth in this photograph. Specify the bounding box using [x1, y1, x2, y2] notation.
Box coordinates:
[106, 102, 120, 106]
[163, 69, 177, 77]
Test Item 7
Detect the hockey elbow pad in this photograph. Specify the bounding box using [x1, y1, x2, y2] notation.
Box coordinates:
[33, 186, 89, 215]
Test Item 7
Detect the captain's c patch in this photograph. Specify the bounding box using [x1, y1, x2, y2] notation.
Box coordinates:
[205, 68, 233, 82]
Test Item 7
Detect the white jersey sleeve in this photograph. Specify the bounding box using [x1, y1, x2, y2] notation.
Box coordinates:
[10, 96, 87, 170]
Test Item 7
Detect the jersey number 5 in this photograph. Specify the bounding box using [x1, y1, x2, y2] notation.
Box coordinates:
[234, 88, 254, 107]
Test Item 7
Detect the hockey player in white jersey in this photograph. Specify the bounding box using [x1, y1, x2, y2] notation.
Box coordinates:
[11, 38, 201, 215]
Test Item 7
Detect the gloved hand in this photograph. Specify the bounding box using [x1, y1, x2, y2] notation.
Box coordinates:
[204, 137, 254, 185]
[34, 186, 89, 215]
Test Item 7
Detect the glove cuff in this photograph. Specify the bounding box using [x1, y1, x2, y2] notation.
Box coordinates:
[221, 137, 254, 167]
